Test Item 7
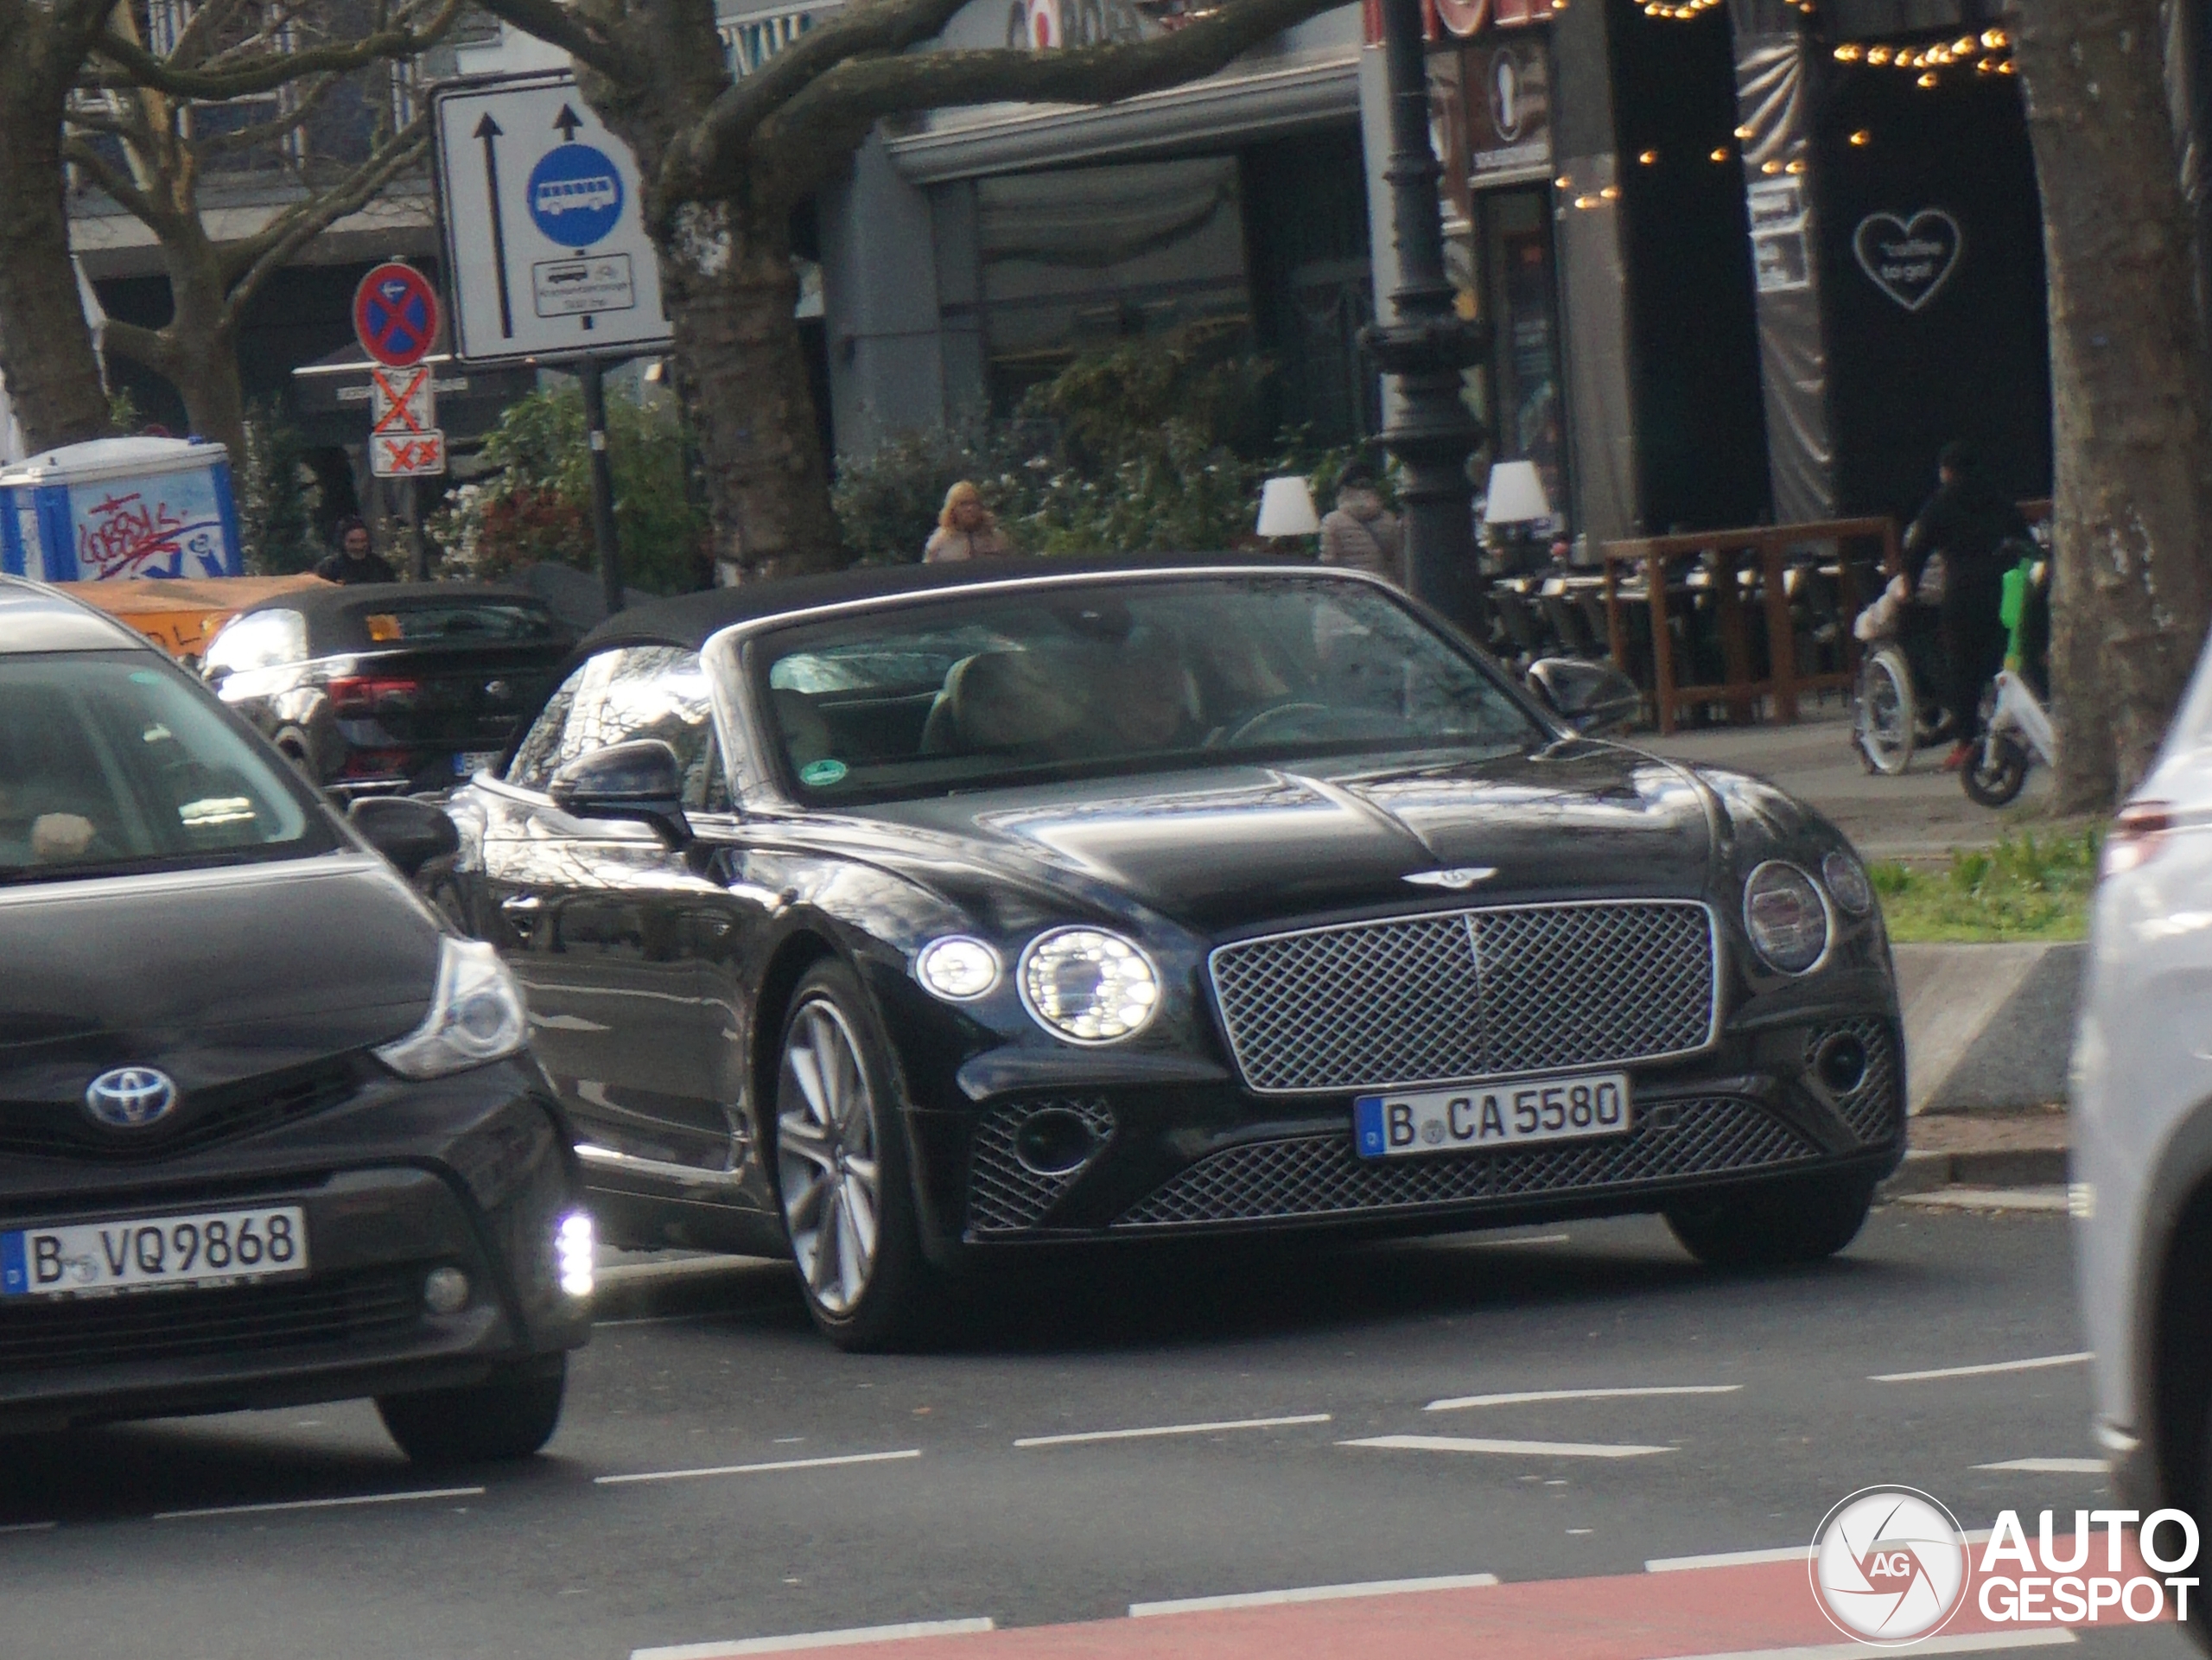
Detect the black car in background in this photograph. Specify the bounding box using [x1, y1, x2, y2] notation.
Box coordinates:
[202, 583, 574, 798]
[425, 557, 1904, 1352]
[0, 578, 588, 1460]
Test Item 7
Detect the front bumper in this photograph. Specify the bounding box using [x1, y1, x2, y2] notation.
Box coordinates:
[908, 1000, 1904, 1256]
[0, 1061, 588, 1429]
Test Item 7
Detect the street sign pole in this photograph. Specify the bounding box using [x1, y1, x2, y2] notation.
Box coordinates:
[578, 356, 625, 616]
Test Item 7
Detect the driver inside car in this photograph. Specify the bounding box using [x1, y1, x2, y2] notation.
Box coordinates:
[0, 696, 107, 867]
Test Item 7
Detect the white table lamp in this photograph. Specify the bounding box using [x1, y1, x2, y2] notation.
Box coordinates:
[1255, 475, 1321, 537]
[1484, 460, 1552, 526]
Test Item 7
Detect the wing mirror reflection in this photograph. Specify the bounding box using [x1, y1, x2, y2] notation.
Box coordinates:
[549, 739, 693, 847]
[349, 795, 461, 879]
[1526, 658, 1644, 737]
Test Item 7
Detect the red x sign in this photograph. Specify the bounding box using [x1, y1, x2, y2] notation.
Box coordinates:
[372, 430, 447, 478]
[370, 366, 435, 436]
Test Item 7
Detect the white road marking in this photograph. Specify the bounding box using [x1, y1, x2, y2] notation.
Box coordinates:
[1427, 1383, 1741, 1412]
[1646, 1546, 1807, 1572]
[0, 1521, 58, 1535]
[1342, 1434, 1674, 1459]
[631, 1618, 995, 1658]
[1656, 1632, 2073, 1660]
[598, 1449, 921, 1486]
[1014, 1413, 1330, 1448]
[1454, 1232, 1573, 1248]
[154, 1485, 484, 1521]
[1871, 1352, 2092, 1383]
[1129, 1573, 1499, 1616]
[1892, 1188, 2069, 1213]
[1974, 1457, 2110, 1473]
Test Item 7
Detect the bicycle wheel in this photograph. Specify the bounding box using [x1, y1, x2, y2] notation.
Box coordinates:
[1962, 734, 2030, 808]
[1856, 647, 1916, 776]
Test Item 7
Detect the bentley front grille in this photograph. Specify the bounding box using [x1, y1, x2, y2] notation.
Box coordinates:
[1112, 1096, 1813, 1229]
[1208, 901, 1719, 1095]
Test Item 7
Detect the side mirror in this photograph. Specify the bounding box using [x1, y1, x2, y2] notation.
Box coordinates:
[350, 795, 461, 879]
[549, 739, 692, 847]
[1527, 658, 1643, 737]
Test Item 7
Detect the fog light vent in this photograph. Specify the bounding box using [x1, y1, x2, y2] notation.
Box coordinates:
[1804, 1020, 1898, 1145]
[968, 1099, 1116, 1235]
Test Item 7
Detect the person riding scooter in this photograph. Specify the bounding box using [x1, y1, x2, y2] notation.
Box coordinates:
[1904, 442, 2031, 771]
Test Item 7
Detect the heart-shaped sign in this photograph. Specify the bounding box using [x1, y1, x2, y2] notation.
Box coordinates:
[1853, 210, 1963, 313]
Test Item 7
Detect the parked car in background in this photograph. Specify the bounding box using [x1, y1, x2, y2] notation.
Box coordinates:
[423, 557, 1903, 1352]
[0, 577, 588, 1462]
[53, 573, 332, 668]
[202, 582, 574, 798]
[2075, 634, 2212, 1600]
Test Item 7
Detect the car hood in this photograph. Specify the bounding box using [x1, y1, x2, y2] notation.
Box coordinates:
[857, 742, 1718, 937]
[0, 853, 440, 1102]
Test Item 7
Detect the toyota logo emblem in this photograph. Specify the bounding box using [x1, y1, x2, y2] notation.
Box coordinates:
[84, 1067, 180, 1129]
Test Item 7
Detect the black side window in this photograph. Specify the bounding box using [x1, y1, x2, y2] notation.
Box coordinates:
[504, 646, 728, 807]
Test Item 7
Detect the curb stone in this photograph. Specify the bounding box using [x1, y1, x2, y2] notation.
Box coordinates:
[1894, 940, 2085, 1114]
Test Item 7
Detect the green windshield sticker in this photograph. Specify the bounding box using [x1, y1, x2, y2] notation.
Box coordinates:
[130, 671, 162, 684]
[799, 758, 849, 786]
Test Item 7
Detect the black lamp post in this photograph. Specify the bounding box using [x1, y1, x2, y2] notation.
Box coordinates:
[1361, 0, 1491, 636]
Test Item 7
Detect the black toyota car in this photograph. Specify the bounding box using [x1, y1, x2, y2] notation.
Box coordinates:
[427, 557, 1903, 1352]
[201, 582, 574, 798]
[0, 578, 588, 1460]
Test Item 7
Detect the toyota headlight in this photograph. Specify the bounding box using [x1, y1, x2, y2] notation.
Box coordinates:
[376, 938, 529, 1078]
[1019, 928, 1160, 1044]
[1743, 861, 1830, 976]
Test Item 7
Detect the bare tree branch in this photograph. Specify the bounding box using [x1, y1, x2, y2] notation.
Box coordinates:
[168, 0, 264, 73]
[63, 133, 183, 235]
[91, 0, 463, 99]
[474, 0, 634, 82]
[194, 70, 348, 156]
[736, 0, 1344, 201]
[98, 316, 179, 376]
[684, 0, 971, 169]
[218, 117, 431, 312]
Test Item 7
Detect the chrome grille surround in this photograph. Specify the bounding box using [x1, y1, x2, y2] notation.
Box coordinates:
[1207, 900, 1721, 1096]
[1113, 1096, 1814, 1229]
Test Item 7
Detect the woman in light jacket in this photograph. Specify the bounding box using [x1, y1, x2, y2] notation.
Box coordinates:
[924, 481, 1014, 563]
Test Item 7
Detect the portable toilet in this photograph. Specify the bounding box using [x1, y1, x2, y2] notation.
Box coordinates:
[0, 436, 242, 582]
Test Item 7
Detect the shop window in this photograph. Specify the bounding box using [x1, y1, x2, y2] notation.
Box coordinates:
[975, 157, 1251, 407]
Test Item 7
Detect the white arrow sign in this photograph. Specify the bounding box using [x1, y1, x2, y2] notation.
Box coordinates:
[429, 72, 673, 366]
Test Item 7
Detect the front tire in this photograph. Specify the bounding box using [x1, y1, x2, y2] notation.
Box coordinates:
[377, 1358, 566, 1466]
[1665, 1172, 1876, 1268]
[1856, 649, 1916, 777]
[1962, 735, 2030, 808]
[772, 961, 946, 1352]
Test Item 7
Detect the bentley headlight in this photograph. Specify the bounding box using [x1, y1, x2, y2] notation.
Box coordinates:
[1020, 928, 1160, 1044]
[1821, 848, 1874, 917]
[376, 938, 529, 1078]
[915, 936, 1001, 1002]
[1743, 861, 1830, 976]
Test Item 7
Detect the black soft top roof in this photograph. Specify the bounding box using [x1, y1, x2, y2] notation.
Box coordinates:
[575, 554, 1327, 654]
[243, 581, 570, 652]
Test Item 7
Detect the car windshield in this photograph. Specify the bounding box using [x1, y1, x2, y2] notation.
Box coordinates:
[0, 652, 331, 883]
[751, 575, 1548, 802]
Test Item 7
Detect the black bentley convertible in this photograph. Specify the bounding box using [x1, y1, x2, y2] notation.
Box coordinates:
[403, 557, 1903, 1349]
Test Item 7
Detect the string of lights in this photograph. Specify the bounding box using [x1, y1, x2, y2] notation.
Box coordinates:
[1834, 27, 2012, 86]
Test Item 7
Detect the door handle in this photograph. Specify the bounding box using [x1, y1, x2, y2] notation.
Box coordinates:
[499, 892, 544, 939]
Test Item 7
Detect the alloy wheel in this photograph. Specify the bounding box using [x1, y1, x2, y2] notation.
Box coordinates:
[775, 997, 883, 1316]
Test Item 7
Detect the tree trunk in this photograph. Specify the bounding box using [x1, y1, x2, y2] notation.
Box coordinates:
[2015, 0, 2212, 808]
[98, 240, 250, 461]
[657, 199, 842, 579]
[0, 54, 109, 450]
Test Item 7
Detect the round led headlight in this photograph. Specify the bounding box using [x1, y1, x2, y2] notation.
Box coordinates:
[1743, 860, 1831, 976]
[916, 936, 1001, 1002]
[1821, 848, 1874, 918]
[1019, 928, 1160, 1045]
